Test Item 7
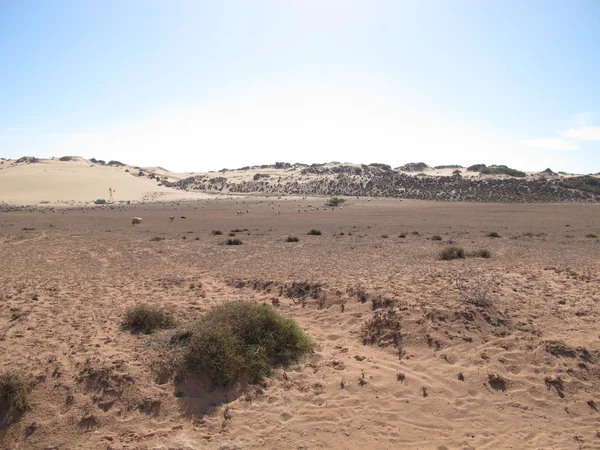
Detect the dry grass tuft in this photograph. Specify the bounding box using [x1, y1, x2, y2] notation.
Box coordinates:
[122, 304, 176, 334]
[0, 371, 33, 415]
[440, 245, 465, 260]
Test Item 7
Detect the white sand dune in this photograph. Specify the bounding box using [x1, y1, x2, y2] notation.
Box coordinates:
[0, 157, 210, 206]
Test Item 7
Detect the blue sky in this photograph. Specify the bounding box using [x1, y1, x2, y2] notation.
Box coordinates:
[1, 0, 599, 173]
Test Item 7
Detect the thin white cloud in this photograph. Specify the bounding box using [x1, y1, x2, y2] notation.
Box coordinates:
[523, 138, 580, 151]
[560, 126, 600, 142]
[574, 112, 594, 127]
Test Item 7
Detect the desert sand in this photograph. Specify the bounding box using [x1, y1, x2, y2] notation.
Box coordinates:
[0, 157, 210, 207]
[1, 193, 599, 449]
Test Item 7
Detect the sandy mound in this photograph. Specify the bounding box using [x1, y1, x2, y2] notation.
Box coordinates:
[0, 157, 210, 206]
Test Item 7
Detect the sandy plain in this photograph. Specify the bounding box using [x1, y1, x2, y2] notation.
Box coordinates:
[1, 197, 599, 449]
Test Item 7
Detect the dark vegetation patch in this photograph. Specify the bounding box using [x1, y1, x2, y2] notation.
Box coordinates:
[286, 236, 299, 242]
[0, 371, 33, 420]
[431, 235, 442, 241]
[440, 245, 465, 260]
[150, 236, 165, 241]
[487, 231, 501, 238]
[122, 304, 175, 334]
[225, 238, 243, 245]
[182, 302, 313, 387]
[211, 230, 223, 235]
[308, 229, 322, 235]
[362, 309, 402, 354]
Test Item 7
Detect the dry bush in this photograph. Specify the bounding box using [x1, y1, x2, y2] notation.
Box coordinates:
[212, 230, 223, 235]
[0, 371, 33, 415]
[487, 231, 501, 238]
[398, 233, 406, 238]
[150, 236, 165, 242]
[586, 233, 598, 238]
[122, 304, 176, 334]
[362, 308, 402, 350]
[183, 301, 313, 387]
[283, 281, 324, 301]
[440, 245, 465, 260]
[225, 238, 243, 245]
[228, 232, 236, 237]
[308, 229, 322, 235]
[286, 236, 299, 242]
[431, 235, 442, 241]
[371, 295, 396, 310]
[348, 285, 369, 303]
[470, 249, 492, 258]
[455, 277, 496, 308]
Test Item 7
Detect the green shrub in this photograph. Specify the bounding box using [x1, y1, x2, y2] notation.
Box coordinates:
[480, 165, 526, 177]
[225, 238, 243, 245]
[308, 229, 322, 235]
[183, 301, 313, 387]
[59, 156, 73, 162]
[327, 197, 346, 206]
[122, 304, 175, 334]
[440, 245, 465, 260]
[0, 371, 33, 413]
[286, 236, 299, 242]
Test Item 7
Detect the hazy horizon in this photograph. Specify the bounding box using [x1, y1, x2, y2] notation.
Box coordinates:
[1, 1, 599, 173]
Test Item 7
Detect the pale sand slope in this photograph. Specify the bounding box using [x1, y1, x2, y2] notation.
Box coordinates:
[0, 158, 211, 206]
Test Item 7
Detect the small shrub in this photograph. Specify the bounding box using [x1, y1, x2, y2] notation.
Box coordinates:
[59, 156, 73, 161]
[0, 371, 33, 413]
[362, 308, 402, 350]
[440, 245, 465, 260]
[225, 238, 243, 245]
[308, 229, 322, 236]
[487, 231, 501, 238]
[456, 277, 495, 307]
[381, 234, 388, 238]
[371, 295, 396, 310]
[431, 235, 442, 241]
[228, 232, 236, 237]
[411, 231, 419, 236]
[94, 198, 106, 205]
[398, 234, 406, 238]
[286, 236, 299, 242]
[183, 301, 313, 387]
[212, 230, 223, 235]
[586, 233, 598, 238]
[472, 249, 491, 258]
[150, 236, 165, 242]
[327, 197, 346, 206]
[231, 228, 248, 233]
[122, 304, 175, 334]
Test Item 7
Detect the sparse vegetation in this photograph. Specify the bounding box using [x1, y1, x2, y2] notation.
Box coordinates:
[586, 233, 597, 238]
[440, 245, 465, 260]
[150, 236, 165, 241]
[327, 197, 346, 206]
[286, 236, 299, 242]
[182, 301, 313, 387]
[308, 229, 322, 235]
[0, 371, 33, 414]
[487, 231, 501, 238]
[456, 277, 496, 307]
[431, 235, 442, 241]
[59, 156, 74, 161]
[122, 304, 175, 334]
[362, 308, 402, 350]
[212, 230, 223, 235]
[471, 249, 492, 258]
[225, 238, 243, 245]
[480, 165, 526, 177]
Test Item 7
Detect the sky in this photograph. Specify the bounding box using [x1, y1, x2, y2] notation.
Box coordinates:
[1, 0, 599, 173]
